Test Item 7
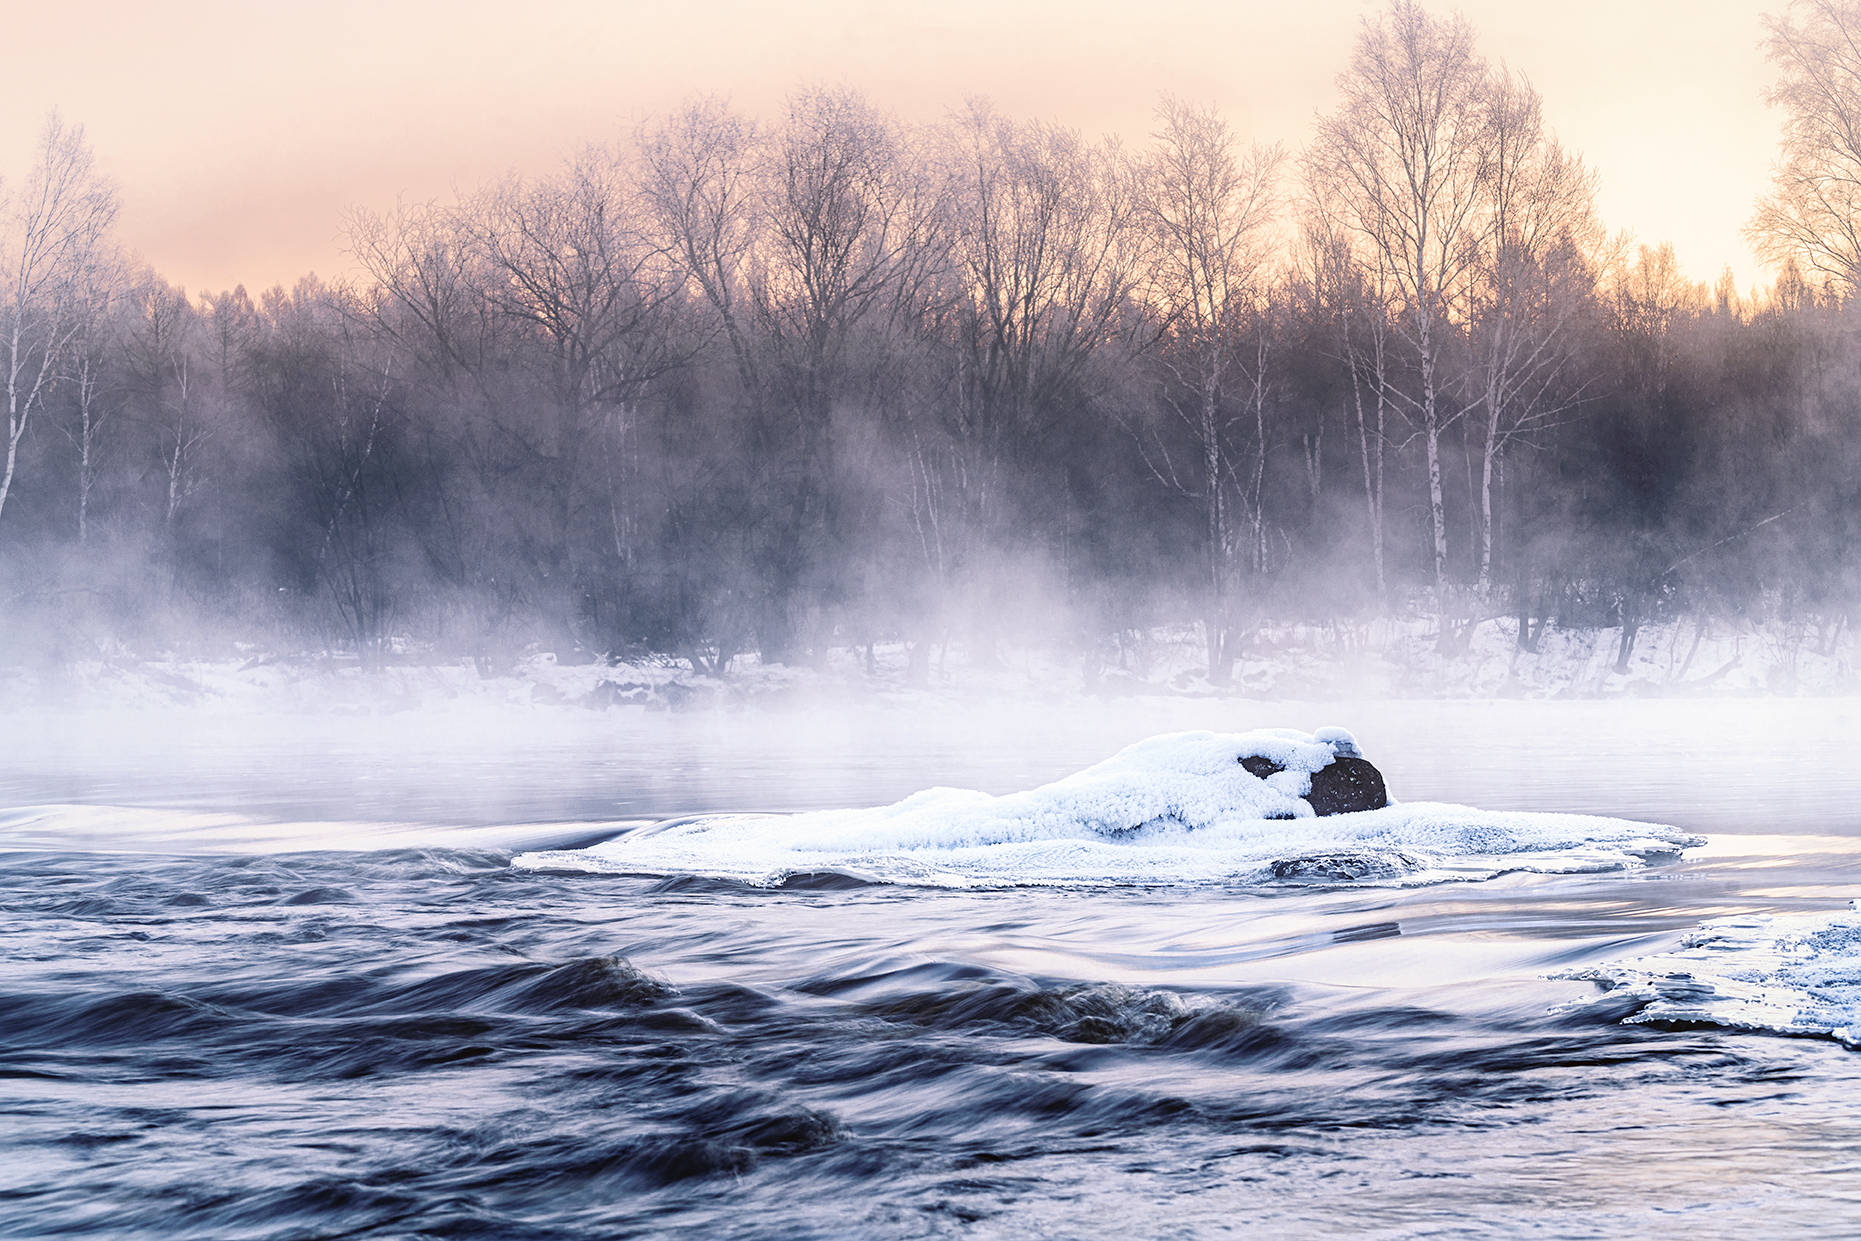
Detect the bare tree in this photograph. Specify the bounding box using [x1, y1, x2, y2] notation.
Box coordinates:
[58, 246, 129, 545]
[944, 102, 1145, 549]
[1131, 97, 1282, 679]
[1610, 241, 1705, 380]
[910, 103, 1148, 661]
[638, 98, 761, 385]
[0, 115, 116, 527]
[746, 88, 950, 657]
[246, 281, 409, 660]
[348, 201, 537, 664]
[1309, 0, 1494, 595]
[128, 283, 209, 540]
[1303, 209, 1396, 599]
[470, 149, 683, 421]
[1468, 70, 1606, 593]
[634, 101, 773, 669]
[349, 198, 501, 386]
[1750, 0, 1861, 293]
[456, 146, 687, 640]
[757, 89, 944, 432]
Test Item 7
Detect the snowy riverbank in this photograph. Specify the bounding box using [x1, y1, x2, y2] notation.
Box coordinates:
[1, 613, 1855, 714]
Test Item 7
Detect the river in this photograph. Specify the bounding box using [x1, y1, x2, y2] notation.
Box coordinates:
[3, 697, 1858, 1238]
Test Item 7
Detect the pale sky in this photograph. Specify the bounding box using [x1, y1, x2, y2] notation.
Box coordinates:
[1, 0, 1781, 297]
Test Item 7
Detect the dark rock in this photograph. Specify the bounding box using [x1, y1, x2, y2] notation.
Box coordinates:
[1238, 748, 1390, 816]
[1269, 852, 1409, 882]
[1304, 756, 1388, 815]
[1065, 1015, 1127, 1044]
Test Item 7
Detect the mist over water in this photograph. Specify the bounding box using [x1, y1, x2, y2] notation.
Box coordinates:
[4, 696, 1855, 846]
[5, 697, 1861, 1238]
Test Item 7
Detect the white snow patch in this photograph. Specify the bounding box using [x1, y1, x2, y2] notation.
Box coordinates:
[513, 729, 1697, 889]
[1571, 902, 1861, 1049]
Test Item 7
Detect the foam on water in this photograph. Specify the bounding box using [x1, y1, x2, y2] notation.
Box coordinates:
[1572, 901, 1861, 1049]
[513, 729, 1698, 889]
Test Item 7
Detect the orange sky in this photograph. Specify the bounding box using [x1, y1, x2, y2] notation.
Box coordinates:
[1, 0, 1780, 297]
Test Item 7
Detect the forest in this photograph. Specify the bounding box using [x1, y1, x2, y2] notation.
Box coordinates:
[2, 0, 1860, 684]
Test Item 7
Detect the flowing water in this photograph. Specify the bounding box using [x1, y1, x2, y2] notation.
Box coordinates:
[4, 697, 1860, 1239]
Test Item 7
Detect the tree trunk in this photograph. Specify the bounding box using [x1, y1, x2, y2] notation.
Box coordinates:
[0, 423, 21, 525]
[1349, 333, 1388, 601]
[1202, 382, 1231, 683]
[78, 423, 91, 545]
[0, 322, 24, 524]
[1418, 313, 1449, 595]
[1423, 402, 1447, 592]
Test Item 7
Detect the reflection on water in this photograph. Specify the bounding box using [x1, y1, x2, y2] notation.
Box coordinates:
[1, 698, 1859, 1238]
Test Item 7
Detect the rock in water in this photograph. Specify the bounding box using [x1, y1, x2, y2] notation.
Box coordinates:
[514, 728, 1700, 888]
[1305, 755, 1388, 815]
[1239, 730, 1388, 816]
[1268, 851, 1410, 881]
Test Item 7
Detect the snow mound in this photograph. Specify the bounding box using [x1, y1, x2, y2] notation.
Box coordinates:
[512, 729, 1697, 889]
[1571, 902, 1861, 1049]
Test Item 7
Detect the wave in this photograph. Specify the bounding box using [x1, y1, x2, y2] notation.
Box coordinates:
[1570, 902, 1861, 1049]
[513, 729, 1697, 888]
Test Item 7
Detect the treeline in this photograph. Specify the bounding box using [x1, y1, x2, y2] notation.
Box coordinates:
[2, 0, 1859, 680]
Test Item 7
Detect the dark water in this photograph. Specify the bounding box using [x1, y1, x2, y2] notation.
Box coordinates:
[4, 699, 1861, 1239]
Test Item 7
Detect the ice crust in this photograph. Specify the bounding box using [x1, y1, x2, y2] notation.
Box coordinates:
[513, 729, 1697, 889]
[1574, 901, 1861, 1049]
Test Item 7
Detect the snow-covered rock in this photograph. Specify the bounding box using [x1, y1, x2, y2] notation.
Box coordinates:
[513, 728, 1697, 888]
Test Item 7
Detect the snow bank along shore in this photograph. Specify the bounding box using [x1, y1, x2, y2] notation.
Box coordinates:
[8, 612, 1861, 714]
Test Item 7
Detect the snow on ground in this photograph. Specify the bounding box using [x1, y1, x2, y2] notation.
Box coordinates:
[512, 729, 1699, 889]
[0, 612, 1854, 714]
[1571, 902, 1861, 1049]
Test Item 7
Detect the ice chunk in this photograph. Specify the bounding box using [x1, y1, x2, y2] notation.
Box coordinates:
[1569, 901, 1861, 1049]
[513, 729, 1697, 889]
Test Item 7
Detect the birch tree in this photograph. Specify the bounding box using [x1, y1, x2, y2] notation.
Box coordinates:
[1468, 71, 1605, 592]
[1303, 210, 1396, 598]
[59, 247, 128, 545]
[0, 115, 116, 527]
[1309, 0, 1493, 595]
[128, 283, 209, 539]
[1132, 98, 1282, 679]
[1749, 0, 1861, 294]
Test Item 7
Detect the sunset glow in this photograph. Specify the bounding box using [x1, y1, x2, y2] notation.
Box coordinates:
[4, 0, 1779, 295]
